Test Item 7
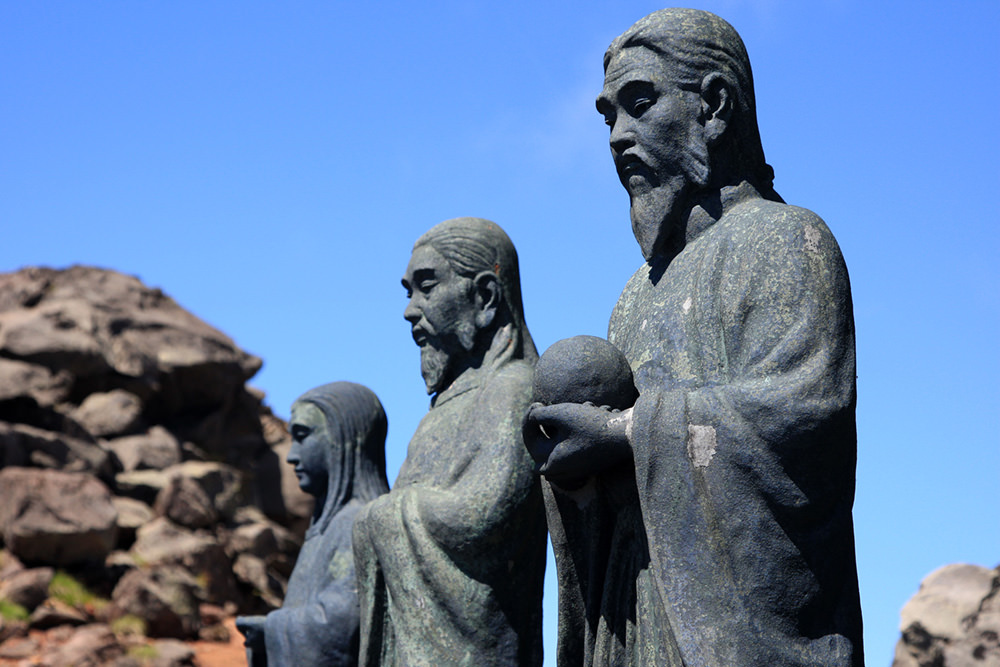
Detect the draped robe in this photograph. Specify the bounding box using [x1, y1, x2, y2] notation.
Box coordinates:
[546, 197, 864, 666]
[353, 359, 546, 667]
[262, 499, 365, 666]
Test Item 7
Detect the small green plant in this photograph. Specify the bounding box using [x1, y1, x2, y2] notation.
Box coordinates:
[127, 644, 160, 660]
[48, 570, 108, 611]
[0, 597, 29, 622]
[110, 613, 148, 638]
[194, 571, 210, 592]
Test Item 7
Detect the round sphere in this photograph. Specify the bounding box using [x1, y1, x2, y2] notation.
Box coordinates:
[533, 335, 637, 409]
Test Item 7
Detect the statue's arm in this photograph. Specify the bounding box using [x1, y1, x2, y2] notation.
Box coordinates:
[235, 615, 267, 667]
[416, 369, 540, 545]
[523, 402, 632, 485]
[633, 208, 856, 461]
[261, 573, 360, 665]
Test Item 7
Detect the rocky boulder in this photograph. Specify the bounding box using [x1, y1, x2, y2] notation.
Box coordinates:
[894, 563, 1000, 666]
[0, 266, 263, 460]
[0, 421, 112, 479]
[71, 389, 144, 438]
[106, 425, 182, 472]
[152, 461, 242, 527]
[130, 518, 241, 607]
[33, 623, 124, 667]
[0, 566, 54, 611]
[111, 496, 155, 546]
[0, 358, 71, 407]
[111, 566, 202, 639]
[0, 468, 118, 565]
[0, 266, 315, 643]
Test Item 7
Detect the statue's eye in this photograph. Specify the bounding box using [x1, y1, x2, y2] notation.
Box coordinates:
[418, 280, 438, 294]
[291, 425, 311, 441]
[619, 81, 657, 118]
[631, 96, 654, 115]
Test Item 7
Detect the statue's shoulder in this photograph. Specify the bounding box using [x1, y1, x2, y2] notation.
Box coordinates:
[494, 358, 535, 387]
[729, 198, 822, 231]
[483, 359, 535, 403]
[726, 198, 844, 260]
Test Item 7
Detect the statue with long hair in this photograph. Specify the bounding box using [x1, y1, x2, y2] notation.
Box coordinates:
[237, 381, 389, 666]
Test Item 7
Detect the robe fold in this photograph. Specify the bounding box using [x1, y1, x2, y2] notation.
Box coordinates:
[547, 198, 864, 666]
[263, 499, 365, 666]
[354, 359, 546, 667]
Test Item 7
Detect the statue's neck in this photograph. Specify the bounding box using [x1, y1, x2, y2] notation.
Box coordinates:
[681, 179, 763, 245]
[432, 322, 519, 406]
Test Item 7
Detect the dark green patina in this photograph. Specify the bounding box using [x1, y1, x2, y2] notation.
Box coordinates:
[524, 9, 863, 666]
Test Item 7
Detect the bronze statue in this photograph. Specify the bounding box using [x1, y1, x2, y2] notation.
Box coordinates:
[525, 9, 864, 666]
[237, 382, 389, 666]
[353, 217, 546, 666]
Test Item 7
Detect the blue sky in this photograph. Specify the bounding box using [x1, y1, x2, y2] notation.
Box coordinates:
[2, 1, 998, 663]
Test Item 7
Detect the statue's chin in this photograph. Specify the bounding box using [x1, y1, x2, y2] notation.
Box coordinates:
[631, 197, 671, 261]
[420, 344, 451, 395]
[629, 176, 692, 260]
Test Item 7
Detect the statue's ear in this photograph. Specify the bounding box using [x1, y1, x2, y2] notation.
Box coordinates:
[700, 72, 733, 146]
[472, 271, 500, 329]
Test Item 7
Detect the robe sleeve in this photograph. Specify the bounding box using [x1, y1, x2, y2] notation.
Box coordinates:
[264, 541, 360, 666]
[353, 364, 545, 667]
[628, 205, 863, 666]
[416, 375, 539, 556]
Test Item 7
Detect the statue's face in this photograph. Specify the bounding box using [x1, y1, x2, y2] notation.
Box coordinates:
[287, 401, 331, 497]
[402, 244, 478, 395]
[597, 46, 706, 260]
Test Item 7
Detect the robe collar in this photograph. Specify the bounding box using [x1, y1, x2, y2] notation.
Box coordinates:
[430, 365, 483, 409]
[683, 180, 765, 246]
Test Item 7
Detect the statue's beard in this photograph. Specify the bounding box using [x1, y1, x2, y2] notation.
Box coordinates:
[629, 141, 711, 261]
[418, 320, 476, 395]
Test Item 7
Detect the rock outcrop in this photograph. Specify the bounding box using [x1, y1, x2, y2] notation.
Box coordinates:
[0, 265, 312, 653]
[0, 468, 118, 565]
[894, 563, 1000, 667]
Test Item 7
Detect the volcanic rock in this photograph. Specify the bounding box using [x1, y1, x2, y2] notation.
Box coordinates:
[111, 567, 201, 639]
[130, 518, 241, 606]
[35, 623, 124, 667]
[29, 598, 89, 629]
[0, 566, 54, 611]
[71, 389, 144, 438]
[894, 563, 1000, 666]
[0, 467, 118, 565]
[106, 426, 182, 472]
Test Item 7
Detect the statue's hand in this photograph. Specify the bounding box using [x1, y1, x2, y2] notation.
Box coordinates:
[523, 402, 631, 486]
[235, 615, 266, 652]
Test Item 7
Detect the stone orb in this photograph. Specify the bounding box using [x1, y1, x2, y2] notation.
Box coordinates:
[533, 335, 637, 409]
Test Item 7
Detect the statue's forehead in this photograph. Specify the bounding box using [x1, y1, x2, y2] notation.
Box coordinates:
[290, 401, 327, 430]
[601, 46, 673, 97]
[404, 243, 451, 280]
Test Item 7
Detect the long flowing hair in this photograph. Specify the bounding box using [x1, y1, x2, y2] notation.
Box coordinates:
[294, 381, 389, 533]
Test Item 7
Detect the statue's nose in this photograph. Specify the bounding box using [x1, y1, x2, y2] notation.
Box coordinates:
[610, 116, 636, 154]
[403, 299, 420, 324]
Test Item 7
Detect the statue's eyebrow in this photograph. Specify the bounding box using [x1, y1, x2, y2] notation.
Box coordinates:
[411, 268, 436, 284]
